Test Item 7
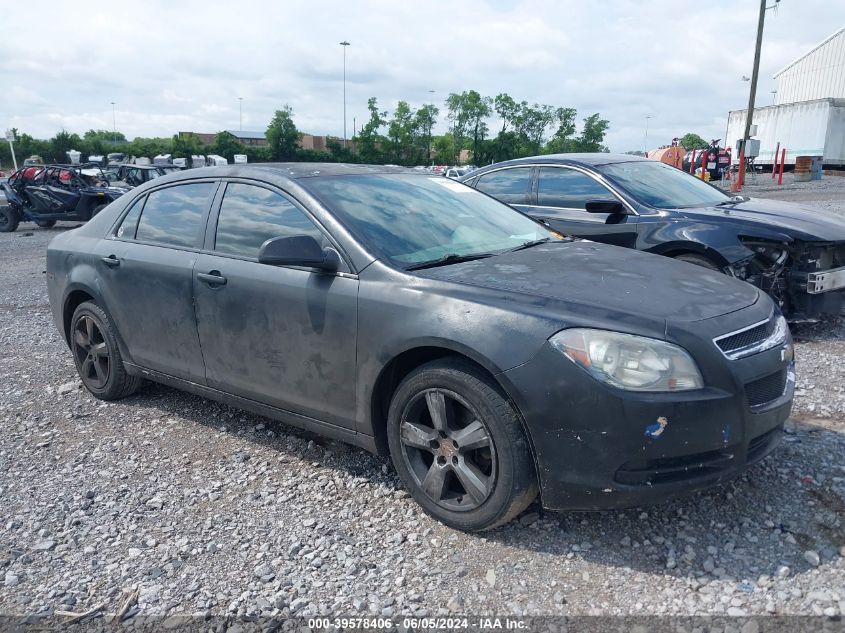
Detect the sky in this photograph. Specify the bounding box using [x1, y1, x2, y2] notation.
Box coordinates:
[1, 0, 843, 154]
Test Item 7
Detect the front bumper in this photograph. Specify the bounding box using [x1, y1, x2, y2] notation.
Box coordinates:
[500, 309, 794, 511]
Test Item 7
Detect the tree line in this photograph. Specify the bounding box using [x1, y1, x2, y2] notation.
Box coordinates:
[0, 91, 611, 169]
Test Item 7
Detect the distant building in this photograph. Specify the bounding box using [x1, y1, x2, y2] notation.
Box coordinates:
[725, 26, 845, 166]
[774, 26, 844, 104]
[177, 130, 268, 146]
[224, 130, 268, 146]
[178, 131, 217, 145]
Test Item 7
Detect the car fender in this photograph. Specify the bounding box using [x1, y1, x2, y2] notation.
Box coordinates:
[642, 218, 794, 265]
[59, 267, 133, 363]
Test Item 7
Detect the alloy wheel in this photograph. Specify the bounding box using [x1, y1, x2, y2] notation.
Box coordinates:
[399, 388, 496, 511]
[72, 315, 110, 389]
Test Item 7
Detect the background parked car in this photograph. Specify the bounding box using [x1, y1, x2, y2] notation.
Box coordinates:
[111, 164, 182, 188]
[461, 154, 845, 321]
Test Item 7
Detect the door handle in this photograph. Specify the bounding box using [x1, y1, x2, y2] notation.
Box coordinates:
[197, 271, 227, 287]
[100, 255, 120, 268]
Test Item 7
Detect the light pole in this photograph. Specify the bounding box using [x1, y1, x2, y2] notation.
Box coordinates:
[110, 101, 116, 143]
[340, 41, 350, 147]
[238, 97, 243, 131]
[644, 115, 652, 156]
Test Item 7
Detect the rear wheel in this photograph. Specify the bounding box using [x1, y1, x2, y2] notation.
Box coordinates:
[0, 206, 19, 233]
[70, 301, 142, 400]
[35, 219, 56, 228]
[672, 252, 721, 272]
[387, 358, 538, 531]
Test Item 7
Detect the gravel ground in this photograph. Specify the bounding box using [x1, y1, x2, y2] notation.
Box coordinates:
[1, 189, 844, 625]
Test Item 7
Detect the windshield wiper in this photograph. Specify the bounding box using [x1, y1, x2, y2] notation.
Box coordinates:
[503, 237, 553, 253]
[405, 252, 494, 271]
[715, 196, 748, 207]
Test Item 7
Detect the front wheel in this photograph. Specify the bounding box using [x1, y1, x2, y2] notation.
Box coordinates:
[70, 301, 143, 400]
[387, 358, 538, 531]
[35, 219, 57, 228]
[0, 206, 19, 233]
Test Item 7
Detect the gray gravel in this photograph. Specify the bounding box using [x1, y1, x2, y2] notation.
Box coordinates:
[1, 195, 844, 622]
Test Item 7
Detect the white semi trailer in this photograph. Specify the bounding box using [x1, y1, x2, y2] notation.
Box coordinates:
[725, 97, 845, 166]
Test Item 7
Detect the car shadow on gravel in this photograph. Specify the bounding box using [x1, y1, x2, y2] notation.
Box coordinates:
[117, 379, 845, 584]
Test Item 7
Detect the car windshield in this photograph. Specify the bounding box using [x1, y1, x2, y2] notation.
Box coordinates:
[597, 160, 730, 209]
[305, 174, 552, 267]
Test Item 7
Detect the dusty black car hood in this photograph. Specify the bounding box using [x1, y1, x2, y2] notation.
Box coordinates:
[679, 198, 845, 242]
[415, 241, 759, 323]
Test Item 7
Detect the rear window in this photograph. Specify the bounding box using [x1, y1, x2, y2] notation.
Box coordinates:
[135, 183, 215, 248]
[474, 167, 531, 204]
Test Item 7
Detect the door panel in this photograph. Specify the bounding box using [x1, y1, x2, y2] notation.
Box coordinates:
[96, 241, 206, 382]
[527, 166, 639, 248]
[193, 254, 359, 428]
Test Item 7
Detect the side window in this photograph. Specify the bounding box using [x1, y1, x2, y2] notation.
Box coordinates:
[214, 183, 325, 259]
[474, 167, 531, 204]
[537, 167, 615, 210]
[135, 182, 215, 248]
[115, 196, 145, 239]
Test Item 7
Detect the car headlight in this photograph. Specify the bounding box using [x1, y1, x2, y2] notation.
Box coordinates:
[549, 328, 704, 392]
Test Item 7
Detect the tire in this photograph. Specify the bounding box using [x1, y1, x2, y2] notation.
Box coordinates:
[387, 358, 538, 531]
[70, 301, 143, 400]
[35, 220, 57, 228]
[672, 252, 721, 272]
[91, 204, 107, 218]
[0, 206, 19, 233]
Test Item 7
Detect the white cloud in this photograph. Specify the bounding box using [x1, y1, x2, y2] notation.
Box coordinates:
[0, 0, 842, 152]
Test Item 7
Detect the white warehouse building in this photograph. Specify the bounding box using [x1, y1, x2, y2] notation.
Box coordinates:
[725, 26, 845, 166]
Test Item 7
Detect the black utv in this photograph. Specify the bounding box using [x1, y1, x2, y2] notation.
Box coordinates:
[0, 164, 128, 232]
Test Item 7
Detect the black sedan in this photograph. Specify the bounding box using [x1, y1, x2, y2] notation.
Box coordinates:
[460, 154, 845, 321]
[47, 164, 794, 531]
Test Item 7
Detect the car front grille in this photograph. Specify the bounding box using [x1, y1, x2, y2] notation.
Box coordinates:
[745, 369, 788, 408]
[716, 319, 777, 354]
[713, 314, 788, 360]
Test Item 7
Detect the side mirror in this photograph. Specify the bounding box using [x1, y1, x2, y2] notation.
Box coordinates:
[258, 235, 340, 272]
[585, 199, 628, 215]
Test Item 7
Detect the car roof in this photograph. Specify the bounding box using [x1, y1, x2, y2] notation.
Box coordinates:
[473, 153, 650, 170]
[160, 162, 416, 182]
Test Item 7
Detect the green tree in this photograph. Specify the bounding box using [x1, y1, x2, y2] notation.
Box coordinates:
[513, 103, 554, 156]
[266, 106, 299, 160]
[213, 132, 244, 162]
[50, 130, 83, 162]
[413, 103, 439, 165]
[432, 134, 456, 165]
[357, 97, 387, 164]
[386, 100, 415, 165]
[493, 93, 521, 134]
[574, 114, 610, 152]
[544, 107, 578, 154]
[679, 132, 708, 150]
[446, 90, 491, 164]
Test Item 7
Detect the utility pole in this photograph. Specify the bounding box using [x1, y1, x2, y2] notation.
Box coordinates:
[110, 102, 116, 143]
[644, 115, 652, 156]
[238, 97, 243, 131]
[340, 41, 350, 147]
[739, 0, 768, 186]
